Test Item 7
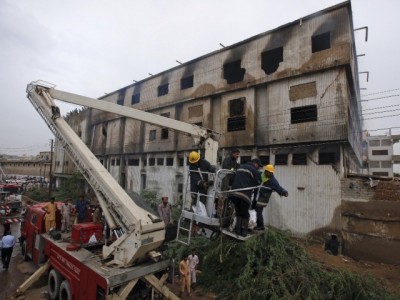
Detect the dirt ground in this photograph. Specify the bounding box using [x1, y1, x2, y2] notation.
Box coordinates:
[303, 242, 400, 296]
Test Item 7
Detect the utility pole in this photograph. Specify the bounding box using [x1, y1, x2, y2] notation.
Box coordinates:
[49, 139, 54, 196]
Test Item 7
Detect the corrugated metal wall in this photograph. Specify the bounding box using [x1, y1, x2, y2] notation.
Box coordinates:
[266, 165, 342, 235]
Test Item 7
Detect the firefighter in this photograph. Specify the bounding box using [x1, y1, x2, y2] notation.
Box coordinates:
[221, 148, 240, 190]
[254, 164, 288, 230]
[229, 158, 262, 237]
[188, 151, 215, 208]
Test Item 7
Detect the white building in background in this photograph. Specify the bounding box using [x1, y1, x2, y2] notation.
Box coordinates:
[366, 132, 400, 177]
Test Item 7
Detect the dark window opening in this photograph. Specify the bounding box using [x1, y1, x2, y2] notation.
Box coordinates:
[275, 154, 288, 165]
[157, 158, 164, 166]
[141, 174, 147, 190]
[227, 116, 246, 132]
[181, 75, 194, 90]
[178, 157, 184, 166]
[100, 159, 104, 165]
[149, 158, 155, 166]
[116, 159, 120, 166]
[261, 47, 283, 75]
[194, 122, 203, 127]
[102, 124, 107, 136]
[142, 158, 147, 167]
[117, 90, 125, 105]
[158, 83, 169, 96]
[292, 153, 307, 165]
[372, 150, 389, 155]
[166, 157, 174, 166]
[131, 93, 140, 105]
[161, 128, 169, 139]
[149, 130, 156, 141]
[259, 156, 270, 165]
[291, 105, 317, 124]
[128, 159, 140, 166]
[240, 156, 251, 164]
[312, 32, 331, 53]
[229, 98, 245, 116]
[96, 286, 106, 300]
[178, 183, 183, 193]
[111, 159, 115, 165]
[319, 152, 335, 165]
[223, 60, 245, 84]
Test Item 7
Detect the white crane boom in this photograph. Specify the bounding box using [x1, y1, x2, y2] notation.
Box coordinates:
[26, 82, 219, 266]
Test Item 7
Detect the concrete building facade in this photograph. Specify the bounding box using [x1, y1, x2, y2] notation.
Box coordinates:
[366, 133, 400, 177]
[55, 2, 364, 237]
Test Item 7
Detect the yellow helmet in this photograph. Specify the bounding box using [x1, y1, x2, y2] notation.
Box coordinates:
[265, 164, 275, 173]
[188, 151, 201, 164]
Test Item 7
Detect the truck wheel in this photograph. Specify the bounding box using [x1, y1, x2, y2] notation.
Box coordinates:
[59, 280, 72, 300]
[48, 269, 62, 299]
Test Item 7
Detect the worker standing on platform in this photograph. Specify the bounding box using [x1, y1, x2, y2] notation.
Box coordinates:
[221, 148, 240, 190]
[61, 198, 73, 233]
[254, 164, 288, 230]
[188, 151, 214, 207]
[42, 197, 57, 232]
[229, 158, 262, 237]
[75, 195, 89, 223]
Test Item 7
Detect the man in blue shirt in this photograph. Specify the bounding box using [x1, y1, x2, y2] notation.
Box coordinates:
[1, 229, 16, 269]
[75, 195, 89, 223]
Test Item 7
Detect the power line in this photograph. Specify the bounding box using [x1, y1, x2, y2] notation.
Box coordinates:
[361, 88, 400, 97]
[360, 94, 400, 102]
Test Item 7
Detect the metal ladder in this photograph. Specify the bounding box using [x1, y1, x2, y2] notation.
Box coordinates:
[176, 210, 195, 245]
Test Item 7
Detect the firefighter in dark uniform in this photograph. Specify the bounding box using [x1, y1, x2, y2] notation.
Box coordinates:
[229, 158, 262, 237]
[188, 151, 215, 207]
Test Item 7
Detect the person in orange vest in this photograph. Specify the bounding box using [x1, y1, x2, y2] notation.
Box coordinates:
[42, 197, 57, 232]
[179, 253, 191, 297]
[254, 164, 288, 230]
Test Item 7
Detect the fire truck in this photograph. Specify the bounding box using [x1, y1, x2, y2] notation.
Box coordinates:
[18, 81, 221, 299]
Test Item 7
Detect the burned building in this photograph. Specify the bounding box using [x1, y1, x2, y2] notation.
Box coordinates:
[54, 1, 364, 237]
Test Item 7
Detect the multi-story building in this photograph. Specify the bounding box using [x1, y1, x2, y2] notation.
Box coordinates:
[54, 1, 364, 237]
[365, 132, 400, 177]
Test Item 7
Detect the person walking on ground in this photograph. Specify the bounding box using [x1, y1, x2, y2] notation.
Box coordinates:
[254, 164, 288, 230]
[157, 196, 172, 225]
[229, 158, 262, 237]
[61, 198, 73, 233]
[188, 151, 215, 207]
[1, 229, 16, 270]
[42, 197, 57, 232]
[188, 249, 199, 290]
[179, 253, 191, 297]
[75, 195, 89, 223]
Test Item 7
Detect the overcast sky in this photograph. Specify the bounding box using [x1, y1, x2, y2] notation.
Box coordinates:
[1, 0, 399, 157]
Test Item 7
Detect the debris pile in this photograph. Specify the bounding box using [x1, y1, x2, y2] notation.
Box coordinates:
[167, 229, 398, 300]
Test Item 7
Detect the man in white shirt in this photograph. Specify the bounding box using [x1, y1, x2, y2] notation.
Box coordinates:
[188, 249, 199, 289]
[1, 230, 16, 270]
